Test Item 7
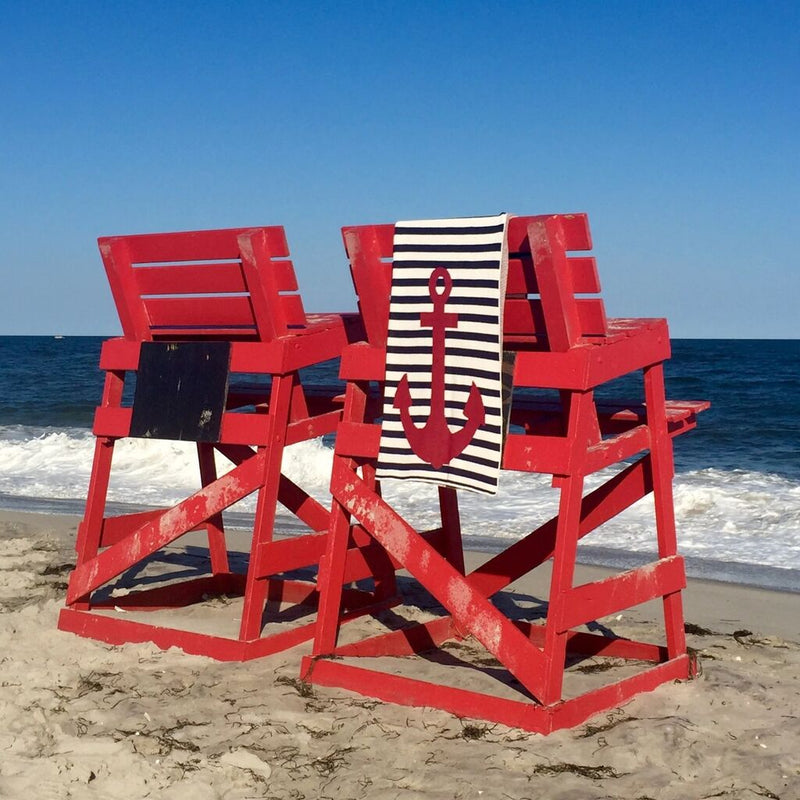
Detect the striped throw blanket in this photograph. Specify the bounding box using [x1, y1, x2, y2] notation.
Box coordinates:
[376, 214, 509, 494]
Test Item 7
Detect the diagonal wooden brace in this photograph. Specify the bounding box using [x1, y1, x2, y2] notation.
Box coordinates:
[215, 442, 330, 531]
[467, 457, 653, 598]
[333, 460, 549, 702]
[66, 452, 265, 604]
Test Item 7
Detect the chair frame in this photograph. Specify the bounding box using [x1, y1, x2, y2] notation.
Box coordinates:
[302, 214, 708, 731]
[59, 226, 395, 660]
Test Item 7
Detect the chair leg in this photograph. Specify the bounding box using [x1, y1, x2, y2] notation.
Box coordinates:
[197, 443, 230, 575]
[541, 471, 585, 705]
[239, 375, 294, 642]
[71, 436, 115, 608]
[438, 486, 465, 574]
[644, 364, 687, 659]
[359, 465, 397, 603]
[74, 369, 125, 573]
[540, 389, 596, 704]
[311, 478, 354, 656]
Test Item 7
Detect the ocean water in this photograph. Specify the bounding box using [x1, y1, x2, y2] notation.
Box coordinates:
[0, 336, 797, 592]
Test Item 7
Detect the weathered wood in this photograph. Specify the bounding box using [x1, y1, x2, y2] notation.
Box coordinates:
[61, 225, 390, 661]
[307, 212, 708, 734]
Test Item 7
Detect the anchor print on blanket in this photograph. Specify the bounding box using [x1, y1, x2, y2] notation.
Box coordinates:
[377, 214, 509, 494]
[393, 267, 485, 468]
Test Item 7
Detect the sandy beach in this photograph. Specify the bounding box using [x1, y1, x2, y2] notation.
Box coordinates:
[1, 509, 798, 800]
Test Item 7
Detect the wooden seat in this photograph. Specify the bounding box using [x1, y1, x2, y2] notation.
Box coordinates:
[59, 226, 395, 660]
[302, 213, 709, 732]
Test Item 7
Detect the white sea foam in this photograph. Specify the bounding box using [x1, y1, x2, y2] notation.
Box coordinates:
[0, 426, 798, 572]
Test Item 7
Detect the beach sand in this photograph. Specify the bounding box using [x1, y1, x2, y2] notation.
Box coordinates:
[1, 509, 798, 799]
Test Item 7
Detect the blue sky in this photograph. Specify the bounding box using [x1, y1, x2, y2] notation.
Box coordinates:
[1, 1, 797, 337]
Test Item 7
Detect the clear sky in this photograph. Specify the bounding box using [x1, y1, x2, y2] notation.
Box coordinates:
[1, 1, 797, 337]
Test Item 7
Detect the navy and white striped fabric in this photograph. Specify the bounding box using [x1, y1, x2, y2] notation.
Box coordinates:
[376, 214, 509, 494]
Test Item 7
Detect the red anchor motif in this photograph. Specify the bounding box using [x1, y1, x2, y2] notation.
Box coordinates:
[393, 266, 485, 469]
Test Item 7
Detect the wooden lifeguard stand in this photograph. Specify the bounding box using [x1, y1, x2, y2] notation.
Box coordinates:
[59, 226, 395, 660]
[302, 214, 708, 732]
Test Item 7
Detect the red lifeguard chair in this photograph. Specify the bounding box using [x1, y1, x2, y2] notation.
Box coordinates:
[59, 226, 395, 660]
[302, 214, 709, 732]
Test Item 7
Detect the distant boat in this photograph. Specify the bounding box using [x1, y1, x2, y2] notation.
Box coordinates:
[54, 335, 64, 339]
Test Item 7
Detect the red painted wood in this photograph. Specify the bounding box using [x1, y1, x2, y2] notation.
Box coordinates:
[557, 556, 686, 633]
[99, 508, 165, 547]
[507, 213, 592, 252]
[61, 225, 386, 661]
[339, 343, 386, 381]
[197, 441, 230, 574]
[502, 433, 574, 474]
[301, 652, 691, 735]
[302, 657, 553, 734]
[59, 606, 321, 662]
[100, 238, 151, 340]
[305, 212, 708, 734]
[114, 226, 288, 264]
[285, 410, 342, 445]
[468, 458, 653, 598]
[67, 454, 265, 604]
[506, 255, 600, 295]
[342, 226, 393, 347]
[238, 228, 302, 339]
[143, 295, 257, 329]
[332, 460, 549, 702]
[515, 624, 667, 664]
[134, 262, 248, 295]
[644, 362, 688, 660]
[331, 617, 456, 658]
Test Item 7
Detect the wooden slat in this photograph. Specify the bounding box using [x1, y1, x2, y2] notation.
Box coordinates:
[342, 226, 393, 347]
[506, 216, 535, 252]
[285, 410, 341, 445]
[503, 298, 548, 336]
[501, 432, 573, 474]
[99, 337, 140, 369]
[506, 257, 538, 295]
[149, 327, 259, 339]
[93, 406, 132, 437]
[339, 343, 386, 381]
[279, 293, 307, 329]
[238, 229, 304, 338]
[506, 256, 600, 297]
[144, 296, 256, 328]
[101, 509, 178, 547]
[252, 534, 328, 576]
[568, 256, 600, 293]
[509, 214, 590, 251]
[557, 556, 686, 633]
[357, 223, 394, 258]
[584, 424, 651, 474]
[114, 226, 289, 263]
[576, 298, 607, 335]
[333, 464, 549, 698]
[135, 260, 301, 298]
[100, 238, 150, 340]
[334, 421, 381, 458]
[558, 213, 592, 250]
[255, 258, 299, 294]
[134, 263, 247, 295]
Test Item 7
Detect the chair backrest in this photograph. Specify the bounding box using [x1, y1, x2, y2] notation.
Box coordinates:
[99, 226, 308, 342]
[507, 214, 607, 351]
[342, 213, 607, 353]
